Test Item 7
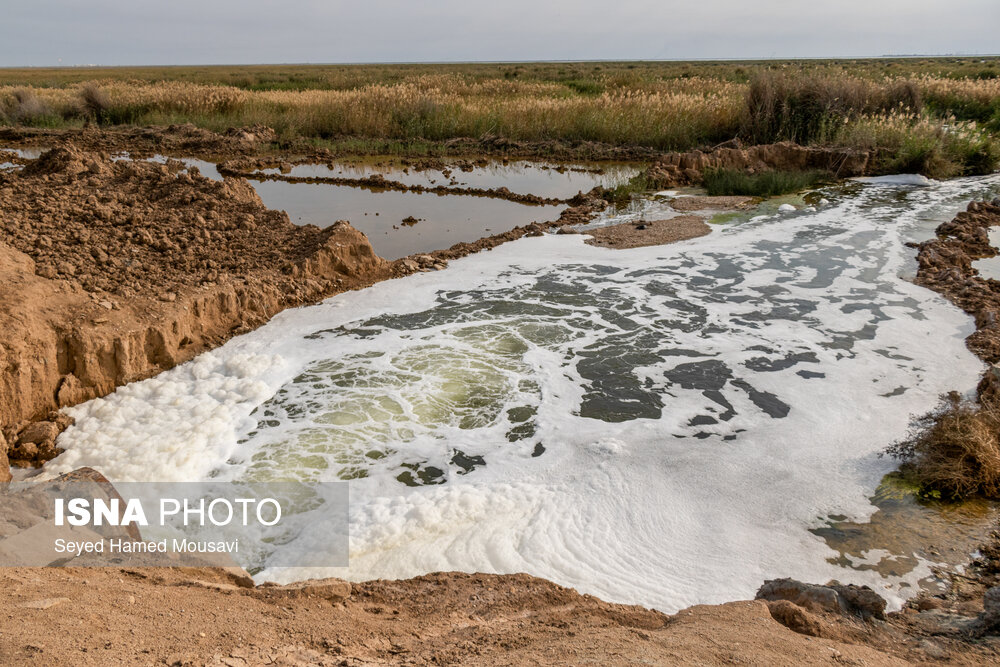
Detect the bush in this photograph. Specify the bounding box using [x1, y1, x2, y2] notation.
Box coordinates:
[1, 88, 57, 125]
[80, 83, 110, 121]
[884, 393, 1000, 499]
[703, 168, 828, 197]
[741, 72, 922, 145]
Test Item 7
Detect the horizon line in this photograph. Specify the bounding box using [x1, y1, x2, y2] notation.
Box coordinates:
[4, 53, 1000, 69]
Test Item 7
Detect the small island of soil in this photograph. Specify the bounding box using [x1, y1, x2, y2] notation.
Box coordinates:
[584, 215, 711, 250]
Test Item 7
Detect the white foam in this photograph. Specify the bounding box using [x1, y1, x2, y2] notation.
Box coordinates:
[47, 173, 1000, 613]
[853, 174, 934, 187]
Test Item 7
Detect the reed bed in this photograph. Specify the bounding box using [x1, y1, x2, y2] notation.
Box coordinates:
[1, 59, 998, 174]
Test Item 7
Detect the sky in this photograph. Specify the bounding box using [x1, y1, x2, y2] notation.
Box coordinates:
[4, 0, 999, 67]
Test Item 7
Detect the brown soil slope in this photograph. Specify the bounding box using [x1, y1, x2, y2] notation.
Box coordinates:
[0, 147, 391, 475]
[0, 567, 937, 666]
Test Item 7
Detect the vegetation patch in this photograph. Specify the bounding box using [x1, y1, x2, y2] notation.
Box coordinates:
[1, 59, 999, 173]
[884, 393, 1000, 500]
[601, 173, 651, 203]
[703, 168, 828, 197]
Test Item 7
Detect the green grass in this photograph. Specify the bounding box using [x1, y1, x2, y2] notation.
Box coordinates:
[703, 168, 829, 197]
[602, 173, 651, 203]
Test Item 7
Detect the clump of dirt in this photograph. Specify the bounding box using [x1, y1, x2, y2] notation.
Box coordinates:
[5, 564, 993, 666]
[914, 199, 1000, 362]
[584, 216, 711, 250]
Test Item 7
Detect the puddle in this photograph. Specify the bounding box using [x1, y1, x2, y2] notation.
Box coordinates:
[815, 473, 999, 593]
[973, 228, 1000, 279]
[251, 180, 565, 260]
[258, 160, 640, 200]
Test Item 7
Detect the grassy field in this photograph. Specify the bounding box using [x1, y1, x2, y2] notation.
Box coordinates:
[1, 59, 999, 176]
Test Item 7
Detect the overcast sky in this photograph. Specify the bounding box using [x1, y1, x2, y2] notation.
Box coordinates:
[5, 1, 999, 67]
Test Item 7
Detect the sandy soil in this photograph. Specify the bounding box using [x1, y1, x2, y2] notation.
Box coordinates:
[6, 566, 994, 666]
[583, 216, 711, 249]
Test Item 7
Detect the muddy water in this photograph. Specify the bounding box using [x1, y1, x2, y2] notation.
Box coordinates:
[250, 179, 565, 260]
[973, 227, 1000, 279]
[816, 473, 1000, 594]
[259, 160, 640, 200]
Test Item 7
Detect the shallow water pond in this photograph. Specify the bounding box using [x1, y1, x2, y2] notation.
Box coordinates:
[258, 159, 640, 200]
[251, 179, 565, 260]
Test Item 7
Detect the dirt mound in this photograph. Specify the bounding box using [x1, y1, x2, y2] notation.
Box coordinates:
[3, 145, 357, 297]
[0, 123, 275, 159]
[647, 140, 875, 188]
[0, 148, 391, 474]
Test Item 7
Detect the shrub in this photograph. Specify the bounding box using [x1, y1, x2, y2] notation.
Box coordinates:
[741, 72, 922, 145]
[80, 83, 110, 121]
[703, 168, 828, 197]
[1, 88, 57, 125]
[884, 393, 1000, 499]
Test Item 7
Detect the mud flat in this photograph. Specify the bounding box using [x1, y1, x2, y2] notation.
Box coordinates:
[583, 215, 711, 249]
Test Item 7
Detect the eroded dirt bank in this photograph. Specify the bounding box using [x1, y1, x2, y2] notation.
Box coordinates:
[915, 199, 1000, 363]
[647, 139, 876, 188]
[6, 565, 997, 666]
[0, 146, 392, 477]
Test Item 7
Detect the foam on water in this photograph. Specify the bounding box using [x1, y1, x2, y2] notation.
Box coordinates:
[48, 174, 1000, 612]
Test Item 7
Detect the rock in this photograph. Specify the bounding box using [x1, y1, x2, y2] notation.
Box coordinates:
[401, 259, 420, 272]
[918, 639, 949, 660]
[766, 600, 825, 637]
[17, 598, 70, 610]
[258, 578, 351, 602]
[17, 420, 59, 446]
[979, 586, 1000, 631]
[755, 578, 886, 621]
[833, 583, 887, 621]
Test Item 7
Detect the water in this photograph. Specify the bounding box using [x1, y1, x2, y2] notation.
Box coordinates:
[251, 180, 565, 260]
[973, 228, 1000, 279]
[256, 159, 640, 200]
[45, 173, 1000, 613]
